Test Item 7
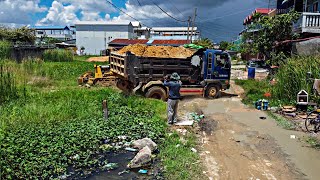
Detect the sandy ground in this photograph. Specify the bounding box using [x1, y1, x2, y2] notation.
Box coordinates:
[86, 56, 109, 62]
[177, 80, 320, 180]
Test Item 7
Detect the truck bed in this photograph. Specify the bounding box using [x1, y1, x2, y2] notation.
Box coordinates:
[109, 52, 202, 86]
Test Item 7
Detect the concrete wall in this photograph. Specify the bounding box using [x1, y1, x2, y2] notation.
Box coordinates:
[76, 24, 134, 55]
[292, 38, 320, 56]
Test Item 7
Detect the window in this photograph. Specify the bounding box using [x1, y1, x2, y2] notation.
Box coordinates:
[215, 54, 229, 68]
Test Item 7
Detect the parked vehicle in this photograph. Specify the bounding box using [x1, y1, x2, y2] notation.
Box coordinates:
[109, 48, 232, 100]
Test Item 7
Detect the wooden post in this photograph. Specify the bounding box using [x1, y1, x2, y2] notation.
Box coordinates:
[102, 100, 108, 120]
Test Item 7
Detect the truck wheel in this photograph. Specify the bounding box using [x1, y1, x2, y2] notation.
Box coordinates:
[205, 84, 221, 99]
[145, 86, 167, 101]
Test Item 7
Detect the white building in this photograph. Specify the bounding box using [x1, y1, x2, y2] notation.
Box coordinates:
[75, 21, 134, 55]
[150, 27, 200, 41]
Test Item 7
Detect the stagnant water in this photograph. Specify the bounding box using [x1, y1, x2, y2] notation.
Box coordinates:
[88, 151, 163, 180]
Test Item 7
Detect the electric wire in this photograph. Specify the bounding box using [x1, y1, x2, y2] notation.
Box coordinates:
[106, 0, 151, 27]
[151, 1, 189, 22]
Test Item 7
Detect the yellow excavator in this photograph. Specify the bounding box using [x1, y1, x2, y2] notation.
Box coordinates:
[78, 65, 116, 86]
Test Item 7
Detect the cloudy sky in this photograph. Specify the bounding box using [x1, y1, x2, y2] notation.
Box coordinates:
[0, 0, 274, 42]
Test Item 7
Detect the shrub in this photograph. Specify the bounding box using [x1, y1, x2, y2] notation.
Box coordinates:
[0, 41, 12, 59]
[273, 56, 320, 104]
[43, 49, 74, 62]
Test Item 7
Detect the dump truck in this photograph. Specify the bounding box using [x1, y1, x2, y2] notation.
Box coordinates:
[109, 48, 231, 100]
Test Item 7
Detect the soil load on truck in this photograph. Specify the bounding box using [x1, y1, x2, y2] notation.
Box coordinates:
[115, 44, 197, 58]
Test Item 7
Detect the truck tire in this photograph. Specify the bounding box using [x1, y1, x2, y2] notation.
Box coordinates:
[145, 86, 167, 101]
[205, 84, 221, 99]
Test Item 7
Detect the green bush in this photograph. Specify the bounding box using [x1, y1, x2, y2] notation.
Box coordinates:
[43, 49, 74, 62]
[273, 56, 320, 104]
[0, 41, 12, 59]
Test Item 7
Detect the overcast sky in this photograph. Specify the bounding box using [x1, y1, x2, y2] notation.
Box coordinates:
[0, 0, 274, 42]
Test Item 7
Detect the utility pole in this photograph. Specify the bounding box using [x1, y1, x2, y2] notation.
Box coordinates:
[190, 7, 197, 43]
[187, 16, 191, 41]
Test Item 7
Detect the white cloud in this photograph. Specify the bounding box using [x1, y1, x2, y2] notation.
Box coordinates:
[0, 0, 47, 24]
[38, 0, 117, 25]
[37, 1, 79, 25]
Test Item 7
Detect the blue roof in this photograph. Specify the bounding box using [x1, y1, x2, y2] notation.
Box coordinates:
[30, 26, 70, 30]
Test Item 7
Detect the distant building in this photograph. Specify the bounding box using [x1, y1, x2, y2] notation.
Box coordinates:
[75, 21, 134, 55]
[150, 27, 200, 41]
[108, 39, 190, 49]
[31, 26, 73, 41]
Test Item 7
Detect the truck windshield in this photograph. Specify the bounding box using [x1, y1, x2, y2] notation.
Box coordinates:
[215, 54, 230, 68]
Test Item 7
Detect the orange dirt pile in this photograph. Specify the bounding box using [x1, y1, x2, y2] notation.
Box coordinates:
[86, 56, 109, 62]
[116, 44, 196, 58]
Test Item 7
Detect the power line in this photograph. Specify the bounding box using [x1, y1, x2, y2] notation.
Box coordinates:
[198, 8, 256, 22]
[136, 0, 142, 7]
[151, 1, 188, 23]
[106, 0, 150, 27]
[166, 0, 184, 16]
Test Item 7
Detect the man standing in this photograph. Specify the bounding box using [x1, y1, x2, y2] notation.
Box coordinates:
[163, 72, 182, 125]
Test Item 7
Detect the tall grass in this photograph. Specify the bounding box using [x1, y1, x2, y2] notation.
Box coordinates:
[43, 49, 74, 62]
[273, 56, 320, 104]
[0, 64, 19, 104]
[0, 41, 12, 59]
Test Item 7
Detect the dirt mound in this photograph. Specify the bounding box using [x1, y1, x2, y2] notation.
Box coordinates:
[117, 44, 147, 56]
[86, 56, 109, 62]
[116, 44, 196, 58]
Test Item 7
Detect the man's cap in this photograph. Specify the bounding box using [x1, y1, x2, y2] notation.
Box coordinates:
[170, 72, 180, 80]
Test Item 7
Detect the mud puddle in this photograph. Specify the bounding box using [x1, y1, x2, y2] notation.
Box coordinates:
[88, 151, 163, 180]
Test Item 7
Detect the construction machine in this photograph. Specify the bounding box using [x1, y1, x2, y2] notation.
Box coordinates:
[78, 64, 116, 86]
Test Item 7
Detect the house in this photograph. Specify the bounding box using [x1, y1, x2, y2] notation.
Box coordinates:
[75, 21, 134, 55]
[150, 27, 200, 41]
[32, 26, 73, 41]
[276, 0, 320, 34]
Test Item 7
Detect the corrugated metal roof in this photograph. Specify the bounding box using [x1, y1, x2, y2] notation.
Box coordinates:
[151, 40, 190, 45]
[151, 27, 198, 31]
[75, 21, 132, 26]
[31, 26, 69, 30]
[109, 39, 190, 46]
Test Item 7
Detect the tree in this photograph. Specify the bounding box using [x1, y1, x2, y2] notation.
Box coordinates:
[193, 38, 213, 48]
[219, 41, 231, 50]
[242, 10, 300, 65]
[0, 26, 36, 44]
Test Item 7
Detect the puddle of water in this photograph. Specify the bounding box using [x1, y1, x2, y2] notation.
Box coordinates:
[88, 151, 162, 180]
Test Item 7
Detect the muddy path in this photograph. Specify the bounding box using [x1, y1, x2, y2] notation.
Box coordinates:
[178, 81, 320, 180]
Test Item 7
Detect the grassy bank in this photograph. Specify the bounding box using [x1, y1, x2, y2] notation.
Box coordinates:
[0, 58, 201, 179]
[159, 132, 202, 179]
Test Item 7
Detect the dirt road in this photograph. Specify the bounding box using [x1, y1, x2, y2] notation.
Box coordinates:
[179, 81, 320, 180]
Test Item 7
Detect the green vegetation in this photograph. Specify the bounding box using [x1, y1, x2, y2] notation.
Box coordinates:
[0, 41, 12, 59]
[0, 59, 167, 179]
[0, 26, 36, 44]
[267, 112, 295, 130]
[306, 136, 320, 149]
[1, 58, 202, 179]
[159, 132, 203, 180]
[235, 79, 274, 105]
[273, 56, 320, 105]
[193, 38, 213, 49]
[0, 64, 20, 105]
[242, 11, 300, 64]
[43, 49, 74, 62]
